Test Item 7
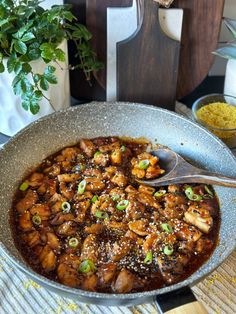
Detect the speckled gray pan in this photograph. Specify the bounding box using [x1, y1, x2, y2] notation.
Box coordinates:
[0, 101, 236, 306]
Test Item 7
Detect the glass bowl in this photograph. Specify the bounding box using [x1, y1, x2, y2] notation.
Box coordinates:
[192, 93, 236, 149]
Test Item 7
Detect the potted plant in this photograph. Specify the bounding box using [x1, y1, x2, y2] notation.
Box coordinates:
[213, 18, 236, 98]
[0, 0, 102, 136]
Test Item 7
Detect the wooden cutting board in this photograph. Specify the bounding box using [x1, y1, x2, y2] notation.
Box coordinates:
[117, 0, 181, 110]
[173, 0, 225, 99]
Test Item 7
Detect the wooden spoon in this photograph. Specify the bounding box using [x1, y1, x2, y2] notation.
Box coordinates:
[138, 148, 236, 187]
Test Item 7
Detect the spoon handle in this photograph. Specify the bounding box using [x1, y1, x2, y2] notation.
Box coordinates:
[189, 170, 236, 188]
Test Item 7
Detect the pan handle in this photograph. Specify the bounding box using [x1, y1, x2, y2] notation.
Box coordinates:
[155, 287, 208, 314]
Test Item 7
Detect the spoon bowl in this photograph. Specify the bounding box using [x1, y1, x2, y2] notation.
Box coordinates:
[139, 148, 236, 187]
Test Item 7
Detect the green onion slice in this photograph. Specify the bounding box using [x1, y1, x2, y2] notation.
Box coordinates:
[138, 159, 150, 170]
[204, 185, 213, 196]
[120, 145, 126, 152]
[78, 259, 96, 273]
[19, 182, 29, 191]
[185, 187, 202, 201]
[91, 195, 98, 203]
[68, 237, 79, 248]
[161, 223, 173, 233]
[94, 151, 101, 158]
[116, 200, 129, 210]
[32, 214, 41, 226]
[73, 164, 85, 172]
[95, 210, 109, 219]
[111, 194, 120, 202]
[78, 180, 86, 194]
[144, 251, 153, 264]
[163, 245, 174, 256]
[154, 190, 166, 198]
[61, 201, 71, 213]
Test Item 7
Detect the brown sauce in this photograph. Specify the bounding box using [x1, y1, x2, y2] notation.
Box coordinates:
[11, 137, 220, 293]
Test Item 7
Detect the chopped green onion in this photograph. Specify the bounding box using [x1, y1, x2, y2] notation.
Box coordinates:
[32, 214, 41, 226]
[120, 145, 126, 152]
[78, 259, 96, 273]
[78, 179, 86, 194]
[68, 237, 79, 248]
[91, 195, 98, 203]
[185, 187, 202, 201]
[73, 164, 85, 172]
[95, 210, 109, 219]
[138, 159, 150, 170]
[116, 199, 129, 210]
[204, 185, 213, 196]
[154, 190, 166, 198]
[161, 223, 173, 233]
[19, 182, 29, 191]
[61, 201, 71, 213]
[144, 251, 153, 264]
[111, 194, 120, 202]
[94, 151, 101, 158]
[163, 245, 174, 256]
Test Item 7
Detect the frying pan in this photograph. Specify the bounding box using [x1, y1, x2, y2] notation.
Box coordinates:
[0, 102, 235, 313]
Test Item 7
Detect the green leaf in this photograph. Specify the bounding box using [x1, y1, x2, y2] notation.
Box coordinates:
[22, 101, 29, 111]
[30, 102, 40, 114]
[28, 48, 41, 60]
[63, 11, 75, 22]
[14, 62, 22, 74]
[34, 90, 43, 100]
[22, 63, 32, 74]
[7, 55, 17, 73]
[46, 65, 56, 73]
[33, 74, 41, 83]
[40, 77, 49, 91]
[45, 73, 57, 84]
[224, 18, 236, 39]
[55, 48, 65, 62]
[21, 32, 35, 42]
[0, 52, 3, 63]
[213, 46, 236, 60]
[0, 62, 5, 73]
[14, 40, 27, 55]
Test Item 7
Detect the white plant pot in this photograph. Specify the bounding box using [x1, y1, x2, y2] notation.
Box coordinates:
[224, 58, 236, 98]
[0, 41, 70, 136]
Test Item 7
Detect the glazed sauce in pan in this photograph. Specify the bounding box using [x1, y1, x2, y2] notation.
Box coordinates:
[11, 137, 220, 293]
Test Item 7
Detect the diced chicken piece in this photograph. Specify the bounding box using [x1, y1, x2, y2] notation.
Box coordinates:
[111, 148, 122, 164]
[61, 147, 80, 161]
[84, 224, 104, 234]
[47, 232, 60, 251]
[38, 178, 57, 196]
[143, 233, 159, 254]
[80, 139, 96, 157]
[74, 200, 90, 222]
[81, 234, 98, 263]
[111, 172, 128, 188]
[22, 230, 40, 247]
[39, 245, 56, 271]
[83, 168, 102, 179]
[58, 173, 81, 183]
[128, 219, 149, 236]
[19, 211, 33, 231]
[59, 182, 74, 200]
[98, 262, 117, 284]
[50, 213, 74, 225]
[145, 166, 165, 179]
[184, 205, 213, 234]
[157, 254, 190, 284]
[93, 152, 109, 167]
[30, 204, 51, 220]
[99, 142, 120, 152]
[111, 237, 133, 262]
[138, 185, 155, 195]
[85, 177, 105, 192]
[58, 253, 81, 268]
[56, 221, 77, 236]
[82, 274, 98, 292]
[16, 189, 38, 214]
[125, 197, 145, 220]
[57, 263, 81, 287]
[103, 166, 117, 179]
[131, 167, 145, 179]
[28, 173, 44, 187]
[112, 268, 135, 293]
[195, 238, 214, 254]
[178, 240, 195, 254]
[164, 193, 187, 210]
[136, 192, 160, 209]
[143, 233, 177, 254]
[174, 220, 202, 242]
[168, 185, 181, 193]
[43, 164, 61, 177]
[125, 185, 138, 194]
[105, 221, 128, 232]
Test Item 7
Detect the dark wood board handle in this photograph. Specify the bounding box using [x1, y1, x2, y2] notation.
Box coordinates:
[117, 0, 181, 110]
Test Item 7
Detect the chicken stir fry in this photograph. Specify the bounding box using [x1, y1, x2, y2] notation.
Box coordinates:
[12, 137, 220, 293]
